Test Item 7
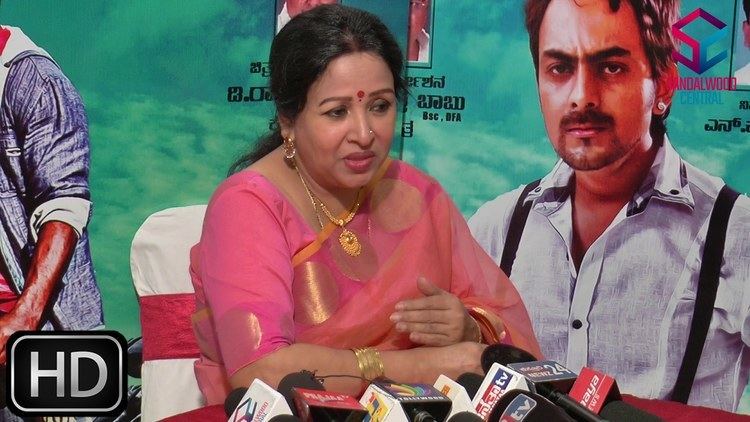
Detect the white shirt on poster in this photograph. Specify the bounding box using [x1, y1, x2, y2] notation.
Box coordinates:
[276, 2, 291, 33]
[468, 138, 750, 411]
[735, 62, 750, 86]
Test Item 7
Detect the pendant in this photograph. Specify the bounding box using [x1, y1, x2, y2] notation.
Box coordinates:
[339, 228, 362, 256]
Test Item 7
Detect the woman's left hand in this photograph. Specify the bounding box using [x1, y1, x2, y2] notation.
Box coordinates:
[390, 277, 480, 346]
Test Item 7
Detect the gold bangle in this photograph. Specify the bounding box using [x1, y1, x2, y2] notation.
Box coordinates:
[371, 348, 384, 379]
[470, 316, 483, 343]
[352, 348, 367, 378]
[351, 347, 385, 380]
[359, 348, 372, 378]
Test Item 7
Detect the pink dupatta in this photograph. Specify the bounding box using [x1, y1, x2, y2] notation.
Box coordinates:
[190, 159, 540, 404]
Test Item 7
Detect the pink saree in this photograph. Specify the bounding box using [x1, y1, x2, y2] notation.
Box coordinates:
[190, 158, 540, 405]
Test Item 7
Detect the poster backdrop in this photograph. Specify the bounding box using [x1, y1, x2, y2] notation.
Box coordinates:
[1, 0, 748, 412]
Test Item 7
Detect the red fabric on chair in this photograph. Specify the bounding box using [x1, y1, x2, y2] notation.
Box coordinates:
[131, 205, 209, 421]
[140, 293, 200, 361]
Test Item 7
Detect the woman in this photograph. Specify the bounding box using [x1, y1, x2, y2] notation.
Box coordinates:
[190, 4, 540, 404]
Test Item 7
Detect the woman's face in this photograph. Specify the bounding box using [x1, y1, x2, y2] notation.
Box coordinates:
[282, 51, 397, 193]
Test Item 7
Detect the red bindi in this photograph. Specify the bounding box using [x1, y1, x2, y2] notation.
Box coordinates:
[357, 90, 365, 100]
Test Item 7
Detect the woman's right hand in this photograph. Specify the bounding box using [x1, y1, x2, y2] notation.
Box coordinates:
[415, 341, 486, 379]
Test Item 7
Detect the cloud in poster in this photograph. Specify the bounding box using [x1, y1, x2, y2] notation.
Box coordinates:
[83, 91, 270, 337]
[403, 121, 556, 217]
[13, 0, 275, 102]
[680, 140, 750, 181]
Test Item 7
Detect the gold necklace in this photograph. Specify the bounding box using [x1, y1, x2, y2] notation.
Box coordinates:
[317, 193, 363, 257]
[300, 179, 324, 230]
[294, 165, 363, 256]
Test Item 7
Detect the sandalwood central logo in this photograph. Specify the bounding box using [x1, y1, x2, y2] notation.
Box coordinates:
[670, 8, 735, 105]
[672, 8, 728, 75]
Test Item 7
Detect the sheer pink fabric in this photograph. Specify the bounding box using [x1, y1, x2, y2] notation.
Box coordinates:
[190, 159, 540, 405]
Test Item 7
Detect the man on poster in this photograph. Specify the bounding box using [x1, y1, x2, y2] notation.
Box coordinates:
[0, 25, 103, 367]
[469, 0, 750, 411]
[408, 0, 432, 63]
[276, 0, 339, 32]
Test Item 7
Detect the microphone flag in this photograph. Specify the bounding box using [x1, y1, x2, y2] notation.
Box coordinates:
[292, 388, 368, 422]
[228, 378, 294, 422]
[359, 381, 451, 422]
[470, 363, 528, 420]
[434, 374, 477, 419]
[567, 367, 621, 414]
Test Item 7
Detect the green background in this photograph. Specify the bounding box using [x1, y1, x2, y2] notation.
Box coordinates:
[1, 0, 747, 412]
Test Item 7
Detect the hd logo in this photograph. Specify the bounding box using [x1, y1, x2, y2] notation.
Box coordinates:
[6, 331, 127, 417]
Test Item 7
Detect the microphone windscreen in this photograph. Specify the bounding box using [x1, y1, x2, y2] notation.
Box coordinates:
[456, 372, 483, 399]
[600, 400, 662, 422]
[481, 344, 537, 373]
[224, 387, 248, 417]
[268, 415, 302, 422]
[490, 389, 575, 422]
[277, 371, 325, 414]
[126, 337, 143, 378]
[446, 411, 484, 422]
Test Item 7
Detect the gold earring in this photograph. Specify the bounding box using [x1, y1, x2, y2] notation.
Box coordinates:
[283, 137, 296, 160]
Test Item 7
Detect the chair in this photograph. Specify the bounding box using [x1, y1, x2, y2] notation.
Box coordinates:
[130, 205, 207, 422]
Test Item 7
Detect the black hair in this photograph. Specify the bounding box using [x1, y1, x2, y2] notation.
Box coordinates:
[524, 0, 680, 146]
[229, 4, 406, 174]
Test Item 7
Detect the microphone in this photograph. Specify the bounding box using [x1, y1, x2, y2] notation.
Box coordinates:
[506, 361, 603, 422]
[126, 337, 143, 378]
[480, 343, 538, 373]
[278, 371, 367, 422]
[292, 388, 368, 422]
[483, 344, 602, 422]
[278, 371, 326, 415]
[360, 381, 397, 421]
[227, 378, 294, 422]
[433, 374, 477, 418]
[225, 388, 248, 417]
[446, 411, 484, 422]
[491, 389, 574, 422]
[567, 367, 620, 414]
[505, 361, 578, 395]
[567, 367, 662, 422]
[456, 373, 483, 399]
[360, 381, 452, 421]
[487, 345, 660, 422]
[471, 363, 529, 420]
[268, 416, 302, 422]
[600, 400, 662, 422]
